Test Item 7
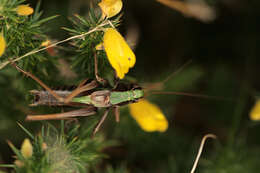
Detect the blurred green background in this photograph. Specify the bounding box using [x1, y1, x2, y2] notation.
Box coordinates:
[1, 0, 260, 172]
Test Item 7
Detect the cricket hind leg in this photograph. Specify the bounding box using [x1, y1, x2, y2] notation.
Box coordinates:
[26, 106, 97, 121]
[11, 63, 65, 102]
[92, 108, 110, 138]
[11, 63, 99, 104]
[63, 79, 99, 103]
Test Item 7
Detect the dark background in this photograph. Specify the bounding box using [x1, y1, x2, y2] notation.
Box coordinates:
[1, 0, 260, 172]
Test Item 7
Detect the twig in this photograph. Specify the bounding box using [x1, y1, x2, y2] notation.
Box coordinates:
[108, 20, 115, 28]
[190, 134, 217, 173]
[0, 20, 111, 70]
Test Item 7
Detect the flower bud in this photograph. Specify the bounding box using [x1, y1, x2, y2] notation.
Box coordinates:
[16, 5, 34, 16]
[98, 0, 122, 18]
[21, 138, 33, 159]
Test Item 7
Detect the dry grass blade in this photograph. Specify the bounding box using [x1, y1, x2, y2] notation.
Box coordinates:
[190, 133, 217, 173]
[156, 0, 216, 22]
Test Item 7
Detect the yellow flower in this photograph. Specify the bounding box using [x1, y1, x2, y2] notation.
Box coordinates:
[41, 40, 51, 47]
[98, 0, 123, 18]
[41, 39, 57, 56]
[103, 28, 136, 79]
[14, 160, 24, 167]
[95, 42, 104, 50]
[21, 138, 33, 159]
[0, 32, 6, 57]
[129, 99, 168, 132]
[16, 5, 34, 16]
[250, 100, 260, 121]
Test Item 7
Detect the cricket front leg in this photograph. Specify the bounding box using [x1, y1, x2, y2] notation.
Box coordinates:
[94, 51, 107, 84]
[11, 63, 64, 102]
[92, 108, 110, 137]
[26, 106, 97, 121]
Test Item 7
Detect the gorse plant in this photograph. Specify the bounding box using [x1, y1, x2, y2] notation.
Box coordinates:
[2, 0, 258, 173]
[6, 122, 117, 173]
[0, 0, 58, 75]
[0, 0, 172, 172]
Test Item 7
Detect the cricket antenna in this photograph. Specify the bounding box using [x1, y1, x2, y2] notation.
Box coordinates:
[162, 59, 193, 84]
[148, 91, 234, 101]
[144, 60, 234, 101]
[143, 59, 192, 91]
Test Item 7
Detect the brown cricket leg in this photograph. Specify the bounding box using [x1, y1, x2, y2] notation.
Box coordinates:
[62, 108, 80, 127]
[11, 63, 64, 102]
[64, 80, 99, 103]
[113, 106, 120, 122]
[112, 77, 119, 89]
[94, 51, 107, 84]
[92, 108, 110, 137]
[26, 107, 97, 121]
[77, 79, 89, 88]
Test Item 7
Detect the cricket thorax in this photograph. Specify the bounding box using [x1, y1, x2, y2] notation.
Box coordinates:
[90, 90, 111, 107]
[29, 90, 71, 106]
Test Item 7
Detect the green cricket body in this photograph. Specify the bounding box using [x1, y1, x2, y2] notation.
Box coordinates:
[71, 89, 144, 107]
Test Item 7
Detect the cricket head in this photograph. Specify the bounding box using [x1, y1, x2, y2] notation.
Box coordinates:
[132, 89, 144, 100]
[109, 88, 144, 106]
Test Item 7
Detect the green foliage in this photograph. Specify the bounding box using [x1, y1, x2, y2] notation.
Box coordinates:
[0, 0, 260, 173]
[63, 9, 121, 79]
[5, 122, 117, 173]
[200, 144, 260, 173]
[0, 0, 58, 75]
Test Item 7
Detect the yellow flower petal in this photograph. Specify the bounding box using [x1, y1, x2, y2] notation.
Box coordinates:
[0, 33, 6, 57]
[41, 39, 57, 56]
[250, 100, 260, 121]
[14, 160, 24, 167]
[21, 138, 33, 159]
[129, 99, 168, 132]
[16, 5, 34, 16]
[103, 28, 136, 79]
[98, 0, 123, 18]
[41, 40, 51, 47]
[95, 42, 104, 50]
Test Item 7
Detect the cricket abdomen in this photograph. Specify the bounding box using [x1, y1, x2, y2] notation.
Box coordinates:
[29, 90, 72, 106]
